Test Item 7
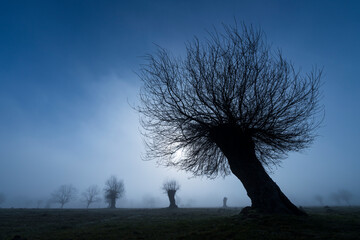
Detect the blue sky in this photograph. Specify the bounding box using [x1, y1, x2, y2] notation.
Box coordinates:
[0, 0, 359, 208]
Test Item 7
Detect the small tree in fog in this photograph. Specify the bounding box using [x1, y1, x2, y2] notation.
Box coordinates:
[330, 192, 341, 206]
[45, 199, 52, 208]
[104, 176, 125, 208]
[25, 199, 33, 208]
[162, 180, 180, 208]
[36, 199, 43, 208]
[338, 189, 352, 206]
[142, 194, 157, 208]
[0, 193, 5, 207]
[314, 195, 324, 206]
[82, 185, 101, 208]
[223, 197, 228, 208]
[52, 184, 77, 208]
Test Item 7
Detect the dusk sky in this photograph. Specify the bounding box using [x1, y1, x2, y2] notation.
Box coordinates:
[1, 0, 359, 208]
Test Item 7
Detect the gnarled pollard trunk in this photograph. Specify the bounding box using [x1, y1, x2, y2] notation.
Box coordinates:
[167, 190, 178, 208]
[210, 125, 306, 215]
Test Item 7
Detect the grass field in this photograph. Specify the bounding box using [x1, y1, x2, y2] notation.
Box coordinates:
[1, 207, 359, 239]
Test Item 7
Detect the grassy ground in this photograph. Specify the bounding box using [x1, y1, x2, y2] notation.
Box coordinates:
[0, 207, 359, 240]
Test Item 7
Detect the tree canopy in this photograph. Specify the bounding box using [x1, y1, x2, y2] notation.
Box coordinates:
[162, 180, 180, 193]
[138, 23, 323, 178]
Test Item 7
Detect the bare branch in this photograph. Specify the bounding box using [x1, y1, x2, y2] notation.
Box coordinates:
[162, 180, 180, 193]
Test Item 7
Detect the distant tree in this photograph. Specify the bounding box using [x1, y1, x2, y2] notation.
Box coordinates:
[314, 195, 324, 206]
[82, 185, 101, 208]
[137, 23, 323, 215]
[45, 199, 52, 209]
[184, 198, 196, 208]
[142, 194, 156, 208]
[330, 192, 341, 206]
[36, 199, 43, 208]
[25, 199, 33, 208]
[51, 184, 77, 208]
[104, 176, 125, 208]
[338, 189, 353, 206]
[162, 180, 180, 208]
[0, 193, 5, 207]
[223, 197, 228, 208]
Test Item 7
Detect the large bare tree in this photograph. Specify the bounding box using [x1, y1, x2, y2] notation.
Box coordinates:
[162, 180, 180, 208]
[104, 176, 125, 208]
[138, 23, 323, 215]
[51, 184, 77, 208]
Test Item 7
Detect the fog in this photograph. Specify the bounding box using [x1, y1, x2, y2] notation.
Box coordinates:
[1, 0, 360, 209]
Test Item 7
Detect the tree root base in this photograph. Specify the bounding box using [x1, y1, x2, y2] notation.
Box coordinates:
[240, 206, 307, 218]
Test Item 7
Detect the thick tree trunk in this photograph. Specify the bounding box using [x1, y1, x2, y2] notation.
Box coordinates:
[167, 190, 178, 208]
[210, 126, 306, 216]
[109, 198, 116, 209]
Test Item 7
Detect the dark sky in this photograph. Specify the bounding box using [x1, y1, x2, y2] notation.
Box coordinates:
[0, 0, 359, 208]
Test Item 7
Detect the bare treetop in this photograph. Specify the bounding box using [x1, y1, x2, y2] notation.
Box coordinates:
[162, 180, 180, 193]
[139, 23, 323, 178]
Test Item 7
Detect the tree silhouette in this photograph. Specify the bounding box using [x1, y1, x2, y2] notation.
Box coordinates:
[142, 194, 157, 208]
[51, 184, 77, 208]
[0, 193, 5, 207]
[314, 195, 324, 206]
[330, 192, 341, 206]
[162, 180, 180, 208]
[82, 185, 101, 208]
[104, 176, 125, 208]
[338, 189, 353, 206]
[138, 23, 323, 215]
[223, 197, 228, 208]
[36, 199, 43, 208]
